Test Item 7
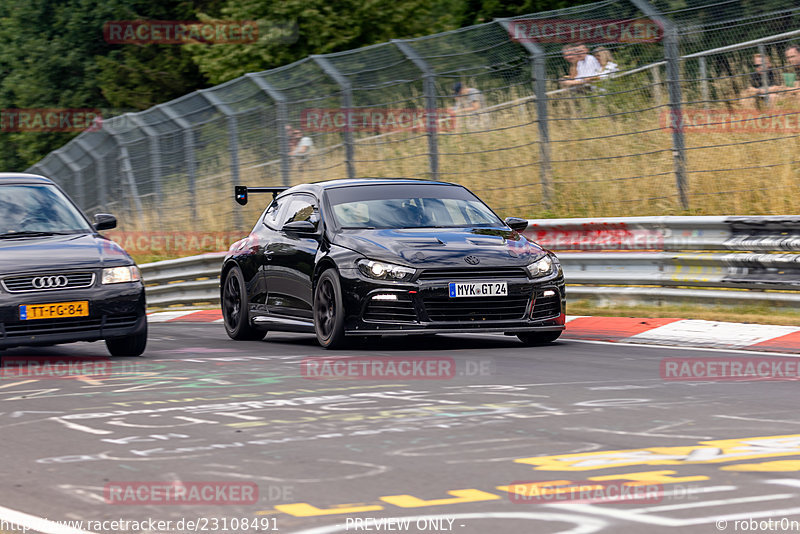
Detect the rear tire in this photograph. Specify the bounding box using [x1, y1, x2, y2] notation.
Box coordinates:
[314, 269, 347, 349]
[222, 267, 266, 341]
[516, 330, 561, 346]
[106, 324, 148, 357]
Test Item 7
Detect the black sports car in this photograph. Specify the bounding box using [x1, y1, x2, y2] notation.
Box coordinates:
[221, 179, 565, 349]
[0, 174, 146, 356]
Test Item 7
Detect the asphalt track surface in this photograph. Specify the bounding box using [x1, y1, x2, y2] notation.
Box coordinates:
[1, 324, 799, 534]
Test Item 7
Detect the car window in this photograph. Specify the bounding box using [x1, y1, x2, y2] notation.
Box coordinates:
[281, 195, 318, 227]
[0, 184, 93, 234]
[262, 197, 286, 230]
[327, 185, 503, 229]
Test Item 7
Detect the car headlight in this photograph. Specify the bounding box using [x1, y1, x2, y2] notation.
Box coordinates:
[526, 255, 556, 278]
[357, 259, 416, 282]
[102, 265, 141, 284]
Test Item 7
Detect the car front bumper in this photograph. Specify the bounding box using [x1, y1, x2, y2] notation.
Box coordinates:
[0, 283, 146, 349]
[338, 267, 565, 336]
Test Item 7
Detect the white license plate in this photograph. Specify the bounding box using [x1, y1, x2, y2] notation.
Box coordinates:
[448, 282, 508, 298]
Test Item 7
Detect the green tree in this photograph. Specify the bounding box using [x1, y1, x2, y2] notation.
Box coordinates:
[0, 0, 220, 169]
[188, 0, 465, 84]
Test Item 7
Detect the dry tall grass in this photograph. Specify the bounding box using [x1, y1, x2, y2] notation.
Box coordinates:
[122, 81, 800, 236]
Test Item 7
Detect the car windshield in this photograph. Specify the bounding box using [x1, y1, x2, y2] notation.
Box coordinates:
[326, 184, 503, 229]
[0, 184, 93, 236]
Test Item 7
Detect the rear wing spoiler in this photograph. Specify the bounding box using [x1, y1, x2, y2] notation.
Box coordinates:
[235, 186, 289, 205]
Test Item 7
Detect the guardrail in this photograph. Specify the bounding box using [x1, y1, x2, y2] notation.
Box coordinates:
[523, 215, 800, 308]
[140, 215, 800, 309]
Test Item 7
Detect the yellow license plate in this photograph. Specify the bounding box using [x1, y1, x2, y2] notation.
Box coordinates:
[20, 301, 89, 320]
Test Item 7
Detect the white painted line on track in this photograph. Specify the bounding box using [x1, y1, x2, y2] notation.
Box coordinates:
[460, 332, 800, 357]
[627, 320, 800, 349]
[548, 499, 800, 527]
[147, 311, 198, 322]
[564, 338, 800, 358]
[0, 504, 97, 534]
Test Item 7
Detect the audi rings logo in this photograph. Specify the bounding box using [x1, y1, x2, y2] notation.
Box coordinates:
[32, 275, 69, 289]
[464, 256, 481, 265]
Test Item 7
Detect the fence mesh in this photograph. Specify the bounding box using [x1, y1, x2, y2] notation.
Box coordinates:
[27, 0, 800, 236]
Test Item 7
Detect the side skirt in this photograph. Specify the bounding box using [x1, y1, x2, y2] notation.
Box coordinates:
[252, 314, 315, 333]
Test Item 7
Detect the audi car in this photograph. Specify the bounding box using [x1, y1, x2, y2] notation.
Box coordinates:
[221, 179, 565, 349]
[0, 174, 146, 356]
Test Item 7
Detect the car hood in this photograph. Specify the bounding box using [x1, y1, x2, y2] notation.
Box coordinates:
[333, 227, 545, 267]
[0, 233, 133, 274]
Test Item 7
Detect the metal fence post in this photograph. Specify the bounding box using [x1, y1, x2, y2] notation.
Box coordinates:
[246, 74, 291, 187]
[73, 137, 108, 212]
[118, 146, 145, 225]
[312, 55, 356, 179]
[698, 56, 709, 110]
[392, 39, 439, 180]
[757, 43, 770, 106]
[127, 114, 164, 219]
[629, 0, 689, 210]
[199, 89, 245, 230]
[497, 19, 553, 209]
[158, 104, 198, 222]
[53, 151, 86, 210]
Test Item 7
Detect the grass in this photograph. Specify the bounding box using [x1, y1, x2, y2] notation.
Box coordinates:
[568, 300, 800, 326]
[112, 73, 800, 235]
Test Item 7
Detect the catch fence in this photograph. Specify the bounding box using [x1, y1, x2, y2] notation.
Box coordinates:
[27, 0, 800, 233]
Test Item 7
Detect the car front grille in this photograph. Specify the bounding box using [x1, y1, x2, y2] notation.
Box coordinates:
[531, 292, 561, 320]
[2, 315, 139, 338]
[422, 295, 529, 322]
[417, 267, 527, 281]
[363, 294, 417, 323]
[1, 272, 96, 293]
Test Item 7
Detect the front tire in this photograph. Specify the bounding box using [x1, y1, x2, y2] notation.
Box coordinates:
[106, 324, 147, 357]
[222, 267, 266, 341]
[517, 330, 561, 346]
[314, 269, 347, 349]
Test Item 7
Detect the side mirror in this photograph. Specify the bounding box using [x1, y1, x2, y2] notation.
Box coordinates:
[504, 217, 528, 232]
[94, 213, 117, 231]
[282, 220, 317, 234]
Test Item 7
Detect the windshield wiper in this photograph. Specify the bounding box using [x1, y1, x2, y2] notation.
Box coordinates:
[0, 231, 72, 239]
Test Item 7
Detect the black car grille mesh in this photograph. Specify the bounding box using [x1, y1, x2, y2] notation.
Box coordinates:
[417, 268, 527, 281]
[423, 296, 529, 322]
[531, 293, 561, 320]
[2, 272, 95, 293]
[363, 295, 417, 323]
[2, 315, 139, 338]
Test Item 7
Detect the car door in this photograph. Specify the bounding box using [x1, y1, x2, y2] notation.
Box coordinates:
[246, 196, 288, 313]
[265, 193, 320, 319]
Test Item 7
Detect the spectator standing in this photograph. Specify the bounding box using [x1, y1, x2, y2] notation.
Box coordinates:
[449, 82, 487, 129]
[289, 128, 313, 157]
